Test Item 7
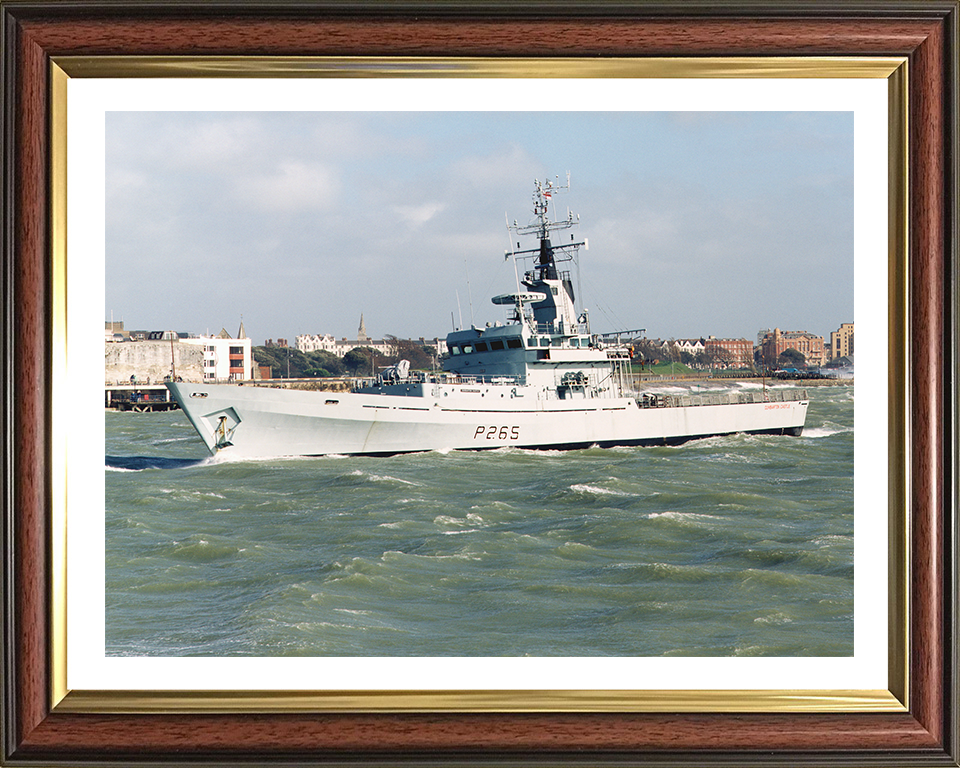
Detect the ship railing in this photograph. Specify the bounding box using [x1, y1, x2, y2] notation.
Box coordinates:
[636, 388, 809, 409]
[531, 321, 587, 336]
[351, 369, 425, 385]
[438, 373, 524, 386]
[350, 370, 429, 390]
[353, 372, 525, 390]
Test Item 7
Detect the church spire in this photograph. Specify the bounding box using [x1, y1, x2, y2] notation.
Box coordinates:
[357, 313, 368, 342]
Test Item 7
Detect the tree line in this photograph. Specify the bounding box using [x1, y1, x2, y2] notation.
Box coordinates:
[631, 339, 810, 371]
[255, 336, 814, 379]
[631, 339, 749, 370]
[253, 336, 438, 379]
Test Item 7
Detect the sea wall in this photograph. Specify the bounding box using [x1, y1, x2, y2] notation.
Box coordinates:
[105, 341, 204, 384]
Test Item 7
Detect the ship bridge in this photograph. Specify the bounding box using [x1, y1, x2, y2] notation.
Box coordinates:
[443, 175, 596, 382]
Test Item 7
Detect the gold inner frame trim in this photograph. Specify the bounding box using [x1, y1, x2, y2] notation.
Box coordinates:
[49, 55, 909, 715]
[886, 62, 910, 710]
[50, 62, 69, 709]
[55, 55, 903, 79]
[55, 688, 905, 715]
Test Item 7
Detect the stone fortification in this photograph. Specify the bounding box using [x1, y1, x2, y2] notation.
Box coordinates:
[105, 341, 204, 384]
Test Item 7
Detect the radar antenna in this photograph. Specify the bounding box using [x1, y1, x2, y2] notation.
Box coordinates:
[510, 172, 576, 242]
[495, 175, 591, 334]
[506, 173, 586, 286]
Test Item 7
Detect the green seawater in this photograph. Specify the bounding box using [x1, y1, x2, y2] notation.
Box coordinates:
[105, 381, 854, 657]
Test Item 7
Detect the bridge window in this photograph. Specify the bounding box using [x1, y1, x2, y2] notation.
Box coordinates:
[490, 340, 505, 351]
[475, 342, 488, 352]
[451, 346, 461, 355]
[539, 338, 550, 347]
[507, 338, 523, 349]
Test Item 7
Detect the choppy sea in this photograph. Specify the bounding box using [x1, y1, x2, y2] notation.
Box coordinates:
[105, 381, 854, 657]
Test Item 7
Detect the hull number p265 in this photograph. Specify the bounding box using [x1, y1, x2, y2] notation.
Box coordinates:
[474, 425, 520, 440]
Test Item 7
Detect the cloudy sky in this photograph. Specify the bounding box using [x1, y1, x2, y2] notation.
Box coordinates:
[106, 110, 853, 345]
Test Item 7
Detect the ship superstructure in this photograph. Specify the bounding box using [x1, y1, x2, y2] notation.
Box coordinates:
[168, 177, 808, 458]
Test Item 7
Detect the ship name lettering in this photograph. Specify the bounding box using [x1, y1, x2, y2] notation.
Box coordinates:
[474, 425, 521, 440]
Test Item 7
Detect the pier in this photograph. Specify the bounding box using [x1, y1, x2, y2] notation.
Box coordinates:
[105, 383, 178, 412]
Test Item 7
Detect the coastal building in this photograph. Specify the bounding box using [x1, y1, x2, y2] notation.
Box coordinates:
[759, 328, 826, 368]
[675, 338, 706, 357]
[420, 337, 449, 357]
[703, 336, 754, 369]
[643, 337, 751, 369]
[181, 323, 254, 381]
[645, 339, 681, 361]
[826, 355, 854, 379]
[295, 333, 340, 354]
[295, 315, 447, 358]
[105, 320, 255, 384]
[296, 314, 392, 357]
[105, 320, 126, 342]
[104, 335, 204, 384]
[296, 333, 394, 357]
[829, 322, 854, 361]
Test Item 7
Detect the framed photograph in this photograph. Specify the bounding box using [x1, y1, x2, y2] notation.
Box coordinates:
[2, 2, 957, 766]
[79, 73, 883, 694]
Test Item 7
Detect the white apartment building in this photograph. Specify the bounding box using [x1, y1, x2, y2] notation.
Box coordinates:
[295, 315, 447, 358]
[675, 338, 706, 356]
[296, 333, 394, 357]
[295, 334, 448, 358]
[181, 333, 253, 381]
[296, 333, 340, 354]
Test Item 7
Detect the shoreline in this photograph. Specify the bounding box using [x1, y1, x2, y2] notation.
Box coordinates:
[639, 375, 853, 387]
[708, 377, 852, 387]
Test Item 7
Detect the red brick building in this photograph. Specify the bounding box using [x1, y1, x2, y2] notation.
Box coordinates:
[760, 328, 826, 368]
[703, 337, 754, 369]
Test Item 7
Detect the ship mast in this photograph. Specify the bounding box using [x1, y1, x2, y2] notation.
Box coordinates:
[503, 174, 588, 333]
[508, 173, 584, 282]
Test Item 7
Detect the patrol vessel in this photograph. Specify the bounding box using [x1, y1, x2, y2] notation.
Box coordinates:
[168, 177, 808, 457]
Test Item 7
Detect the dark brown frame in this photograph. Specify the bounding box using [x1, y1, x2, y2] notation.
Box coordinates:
[2, 2, 957, 765]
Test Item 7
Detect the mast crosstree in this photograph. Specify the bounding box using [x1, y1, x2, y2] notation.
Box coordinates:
[501, 174, 588, 333]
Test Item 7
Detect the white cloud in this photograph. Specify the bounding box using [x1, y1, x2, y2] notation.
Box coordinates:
[235, 161, 339, 212]
[105, 168, 147, 198]
[393, 202, 445, 228]
[171, 118, 263, 168]
[106, 110, 853, 342]
[450, 145, 538, 189]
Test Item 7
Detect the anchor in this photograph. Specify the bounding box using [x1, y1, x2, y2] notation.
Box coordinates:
[215, 415, 234, 449]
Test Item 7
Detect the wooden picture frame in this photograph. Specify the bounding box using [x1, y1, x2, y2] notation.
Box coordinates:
[2, 2, 957, 765]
